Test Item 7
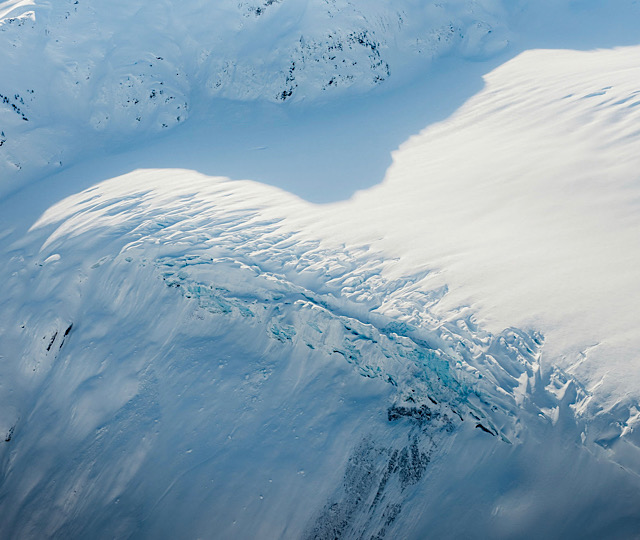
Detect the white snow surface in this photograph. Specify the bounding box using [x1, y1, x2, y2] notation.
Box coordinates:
[1, 0, 640, 538]
[349, 45, 640, 420]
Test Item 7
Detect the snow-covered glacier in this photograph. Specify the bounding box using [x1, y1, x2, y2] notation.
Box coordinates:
[2, 168, 639, 538]
[1, 0, 640, 538]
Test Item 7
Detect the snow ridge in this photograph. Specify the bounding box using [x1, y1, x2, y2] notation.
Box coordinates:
[0, 168, 637, 537]
[9, 170, 576, 438]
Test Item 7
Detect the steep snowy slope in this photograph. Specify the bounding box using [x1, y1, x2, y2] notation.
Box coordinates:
[1, 0, 640, 538]
[1, 168, 639, 538]
[1, 43, 640, 536]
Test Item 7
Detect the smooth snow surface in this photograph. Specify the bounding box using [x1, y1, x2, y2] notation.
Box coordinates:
[1, 0, 640, 538]
[348, 45, 640, 422]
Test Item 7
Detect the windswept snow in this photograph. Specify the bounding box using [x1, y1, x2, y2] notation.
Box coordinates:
[345, 46, 640, 438]
[1, 0, 640, 537]
[1, 165, 639, 538]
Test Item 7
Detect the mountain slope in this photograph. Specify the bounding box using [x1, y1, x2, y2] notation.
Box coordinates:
[1, 0, 640, 538]
[1, 167, 639, 538]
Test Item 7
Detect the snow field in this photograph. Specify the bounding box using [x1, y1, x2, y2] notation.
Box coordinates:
[1, 0, 640, 537]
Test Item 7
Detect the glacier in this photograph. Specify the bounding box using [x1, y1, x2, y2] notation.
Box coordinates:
[1, 0, 640, 538]
[1, 169, 639, 538]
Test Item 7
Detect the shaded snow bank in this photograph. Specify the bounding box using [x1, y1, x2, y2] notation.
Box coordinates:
[3, 0, 638, 199]
[0, 0, 512, 193]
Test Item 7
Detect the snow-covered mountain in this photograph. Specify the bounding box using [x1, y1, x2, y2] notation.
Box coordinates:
[2, 164, 638, 538]
[1, 0, 640, 538]
[0, 0, 513, 195]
